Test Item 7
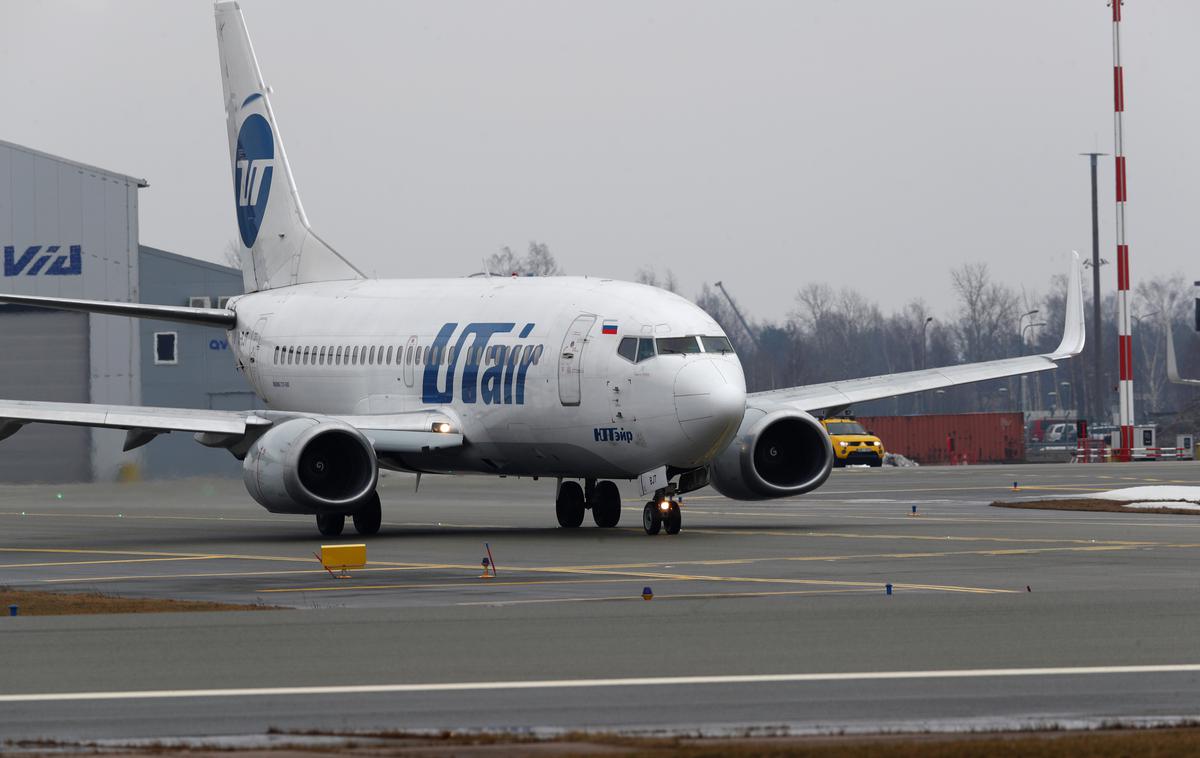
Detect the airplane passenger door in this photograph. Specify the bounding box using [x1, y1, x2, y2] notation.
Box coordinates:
[402, 336, 417, 387]
[558, 315, 596, 406]
[246, 316, 270, 392]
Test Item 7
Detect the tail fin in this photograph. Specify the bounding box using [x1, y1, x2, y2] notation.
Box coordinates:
[214, 1, 362, 292]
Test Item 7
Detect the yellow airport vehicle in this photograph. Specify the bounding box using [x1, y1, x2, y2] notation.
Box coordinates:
[821, 417, 885, 468]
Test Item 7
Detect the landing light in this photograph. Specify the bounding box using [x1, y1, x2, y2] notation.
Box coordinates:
[432, 422, 452, 434]
[659, 500, 671, 511]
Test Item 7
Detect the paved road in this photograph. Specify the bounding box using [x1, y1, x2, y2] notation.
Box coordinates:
[2, 462, 1200, 741]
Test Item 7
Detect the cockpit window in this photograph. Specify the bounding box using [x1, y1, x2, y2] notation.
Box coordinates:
[636, 337, 656, 362]
[617, 337, 637, 362]
[656, 336, 701, 355]
[701, 336, 734, 354]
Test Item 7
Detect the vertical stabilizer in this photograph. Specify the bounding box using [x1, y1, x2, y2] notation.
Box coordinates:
[214, 1, 363, 292]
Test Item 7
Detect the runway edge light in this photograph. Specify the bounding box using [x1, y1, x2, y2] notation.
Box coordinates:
[642, 586, 653, 600]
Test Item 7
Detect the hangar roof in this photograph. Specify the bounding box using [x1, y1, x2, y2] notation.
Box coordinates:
[0, 138, 149, 188]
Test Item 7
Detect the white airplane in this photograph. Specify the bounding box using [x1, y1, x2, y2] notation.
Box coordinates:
[0, 1, 1085, 537]
[1166, 319, 1200, 386]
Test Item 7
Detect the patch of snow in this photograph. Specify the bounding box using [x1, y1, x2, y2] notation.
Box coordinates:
[1123, 501, 1200, 512]
[884, 452, 919, 467]
[1090, 486, 1200, 504]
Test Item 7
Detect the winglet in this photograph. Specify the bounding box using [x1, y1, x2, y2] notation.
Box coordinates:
[1167, 318, 1182, 381]
[1049, 251, 1086, 360]
[1165, 318, 1200, 385]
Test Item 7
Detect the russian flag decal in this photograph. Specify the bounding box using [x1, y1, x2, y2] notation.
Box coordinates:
[601, 321, 618, 335]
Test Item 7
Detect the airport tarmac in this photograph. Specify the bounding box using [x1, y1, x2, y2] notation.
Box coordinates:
[3, 461, 1200, 742]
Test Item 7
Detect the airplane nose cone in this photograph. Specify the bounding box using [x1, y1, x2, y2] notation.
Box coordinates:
[674, 359, 747, 451]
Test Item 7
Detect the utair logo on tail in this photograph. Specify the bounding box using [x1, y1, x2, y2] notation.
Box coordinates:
[422, 322, 544, 405]
[234, 112, 274, 247]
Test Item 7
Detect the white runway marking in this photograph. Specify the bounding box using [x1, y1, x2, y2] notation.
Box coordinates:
[4, 664, 1200, 702]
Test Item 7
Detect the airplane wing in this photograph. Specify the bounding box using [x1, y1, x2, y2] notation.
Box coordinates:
[0, 400, 463, 454]
[1166, 320, 1200, 386]
[749, 252, 1086, 413]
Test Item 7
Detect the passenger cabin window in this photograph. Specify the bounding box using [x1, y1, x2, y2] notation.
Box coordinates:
[153, 332, 178, 365]
[656, 336, 701, 355]
[701, 336, 734, 354]
[387, 346, 394, 365]
[617, 337, 637, 362]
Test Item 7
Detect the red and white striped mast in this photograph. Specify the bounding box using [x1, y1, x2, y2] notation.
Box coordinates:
[1111, 0, 1134, 460]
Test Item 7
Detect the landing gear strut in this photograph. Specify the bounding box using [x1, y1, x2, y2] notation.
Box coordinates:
[643, 496, 682, 536]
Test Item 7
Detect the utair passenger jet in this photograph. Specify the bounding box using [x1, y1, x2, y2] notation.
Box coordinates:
[0, 2, 1085, 537]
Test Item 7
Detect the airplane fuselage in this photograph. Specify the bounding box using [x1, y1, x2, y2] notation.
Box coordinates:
[229, 276, 748, 480]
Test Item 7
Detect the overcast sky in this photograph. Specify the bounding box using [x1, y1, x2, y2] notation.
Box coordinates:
[2, 1, 1196, 322]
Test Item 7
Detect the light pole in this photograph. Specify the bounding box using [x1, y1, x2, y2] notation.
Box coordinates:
[1021, 320, 1047, 410]
[1081, 151, 1107, 424]
[919, 316, 934, 414]
[1060, 381, 1073, 415]
[921, 316, 934, 369]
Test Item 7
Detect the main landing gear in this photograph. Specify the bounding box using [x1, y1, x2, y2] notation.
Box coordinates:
[315, 491, 382, 537]
[556, 479, 622, 529]
[642, 497, 682, 536]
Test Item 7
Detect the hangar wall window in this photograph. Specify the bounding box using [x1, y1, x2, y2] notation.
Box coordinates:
[153, 332, 178, 365]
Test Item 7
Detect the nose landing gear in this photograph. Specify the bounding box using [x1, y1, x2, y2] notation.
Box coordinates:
[642, 496, 682, 536]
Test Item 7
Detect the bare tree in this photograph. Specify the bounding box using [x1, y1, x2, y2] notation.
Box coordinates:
[487, 241, 562, 277]
[950, 263, 1020, 363]
[635, 266, 679, 293]
[223, 239, 243, 271]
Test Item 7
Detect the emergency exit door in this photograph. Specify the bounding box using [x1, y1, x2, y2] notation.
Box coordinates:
[558, 315, 596, 406]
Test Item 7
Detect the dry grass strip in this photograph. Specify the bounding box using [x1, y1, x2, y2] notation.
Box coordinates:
[992, 498, 1200, 516]
[0, 587, 275, 615]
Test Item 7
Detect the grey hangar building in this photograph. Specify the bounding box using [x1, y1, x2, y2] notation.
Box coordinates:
[0, 139, 258, 483]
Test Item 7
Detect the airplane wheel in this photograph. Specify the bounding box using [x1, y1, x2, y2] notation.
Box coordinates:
[316, 512, 345, 537]
[664, 501, 682, 535]
[642, 501, 662, 535]
[556, 481, 585, 528]
[353, 492, 382, 536]
[592, 481, 621, 528]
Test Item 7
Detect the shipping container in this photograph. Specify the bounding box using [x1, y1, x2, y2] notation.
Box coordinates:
[855, 412, 1025, 465]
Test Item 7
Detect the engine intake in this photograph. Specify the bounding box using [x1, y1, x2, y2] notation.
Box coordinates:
[707, 406, 833, 500]
[243, 418, 378, 514]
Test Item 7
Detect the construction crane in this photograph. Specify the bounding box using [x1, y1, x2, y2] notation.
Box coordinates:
[713, 281, 759, 349]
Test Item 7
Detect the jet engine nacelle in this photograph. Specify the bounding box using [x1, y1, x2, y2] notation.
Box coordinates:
[242, 417, 379, 515]
[707, 405, 834, 500]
